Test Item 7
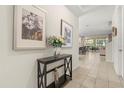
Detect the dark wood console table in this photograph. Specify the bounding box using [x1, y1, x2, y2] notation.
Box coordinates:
[37, 54, 72, 88]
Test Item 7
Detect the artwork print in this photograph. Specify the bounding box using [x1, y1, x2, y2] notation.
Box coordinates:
[64, 27, 71, 44]
[61, 20, 73, 47]
[22, 9, 43, 41]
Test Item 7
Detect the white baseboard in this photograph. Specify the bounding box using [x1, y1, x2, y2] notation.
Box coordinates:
[72, 64, 79, 71]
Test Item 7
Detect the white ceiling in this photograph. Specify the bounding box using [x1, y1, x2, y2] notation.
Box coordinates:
[66, 5, 115, 36]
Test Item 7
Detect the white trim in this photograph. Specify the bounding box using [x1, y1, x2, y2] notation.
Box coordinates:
[122, 6, 124, 78]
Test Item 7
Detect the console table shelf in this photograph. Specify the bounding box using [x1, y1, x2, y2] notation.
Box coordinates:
[37, 54, 72, 88]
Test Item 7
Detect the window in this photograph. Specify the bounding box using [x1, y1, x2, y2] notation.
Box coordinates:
[85, 39, 94, 46]
[96, 39, 107, 47]
[84, 38, 107, 47]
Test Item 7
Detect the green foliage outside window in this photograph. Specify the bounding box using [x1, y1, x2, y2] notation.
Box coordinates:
[85, 38, 107, 47]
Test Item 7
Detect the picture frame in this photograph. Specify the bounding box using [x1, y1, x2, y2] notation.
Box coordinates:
[14, 5, 47, 50]
[61, 19, 73, 47]
[114, 27, 117, 36]
[112, 26, 114, 36]
[112, 26, 117, 37]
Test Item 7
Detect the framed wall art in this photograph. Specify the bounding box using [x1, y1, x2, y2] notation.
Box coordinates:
[14, 5, 46, 50]
[114, 27, 117, 36]
[61, 19, 73, 47]
[112, 26, 117, 37]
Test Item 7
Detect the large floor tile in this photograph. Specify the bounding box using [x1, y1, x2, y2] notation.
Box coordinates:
[109, 81, 122, 88]
[64, 80, 81, 88]
[95, 78, 108, 88]
[81, 77, 96, 88]
[64, 52, 123, 88]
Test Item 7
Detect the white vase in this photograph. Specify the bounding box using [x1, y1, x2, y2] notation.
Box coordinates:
[54, 47, 61, 57]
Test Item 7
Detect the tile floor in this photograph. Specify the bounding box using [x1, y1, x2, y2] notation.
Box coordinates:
[64, 52, 124, 88]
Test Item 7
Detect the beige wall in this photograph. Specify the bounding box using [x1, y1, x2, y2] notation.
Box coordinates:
[0, 5, 79, 87]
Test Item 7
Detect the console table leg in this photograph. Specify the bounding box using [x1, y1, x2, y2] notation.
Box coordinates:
[37, 62, 44, 88]
[64, 58, 66, 80]
[70, 57, 72, 80]
[44, 64, 47, 88]
[37, 62, 40, 88]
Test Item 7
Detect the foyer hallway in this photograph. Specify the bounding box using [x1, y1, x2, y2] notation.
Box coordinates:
[64, 52, 124, 88]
